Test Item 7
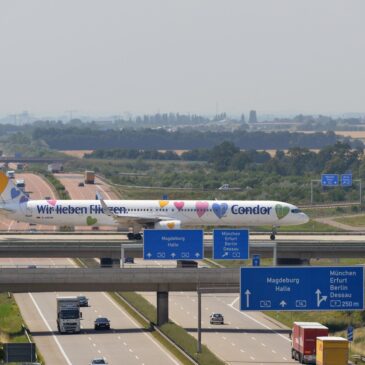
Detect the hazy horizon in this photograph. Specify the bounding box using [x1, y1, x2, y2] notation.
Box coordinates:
[0, 1, 364, 116]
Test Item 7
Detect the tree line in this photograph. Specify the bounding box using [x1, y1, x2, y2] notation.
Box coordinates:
[32, 127, 364, 150]
[85, 141, 363, 177]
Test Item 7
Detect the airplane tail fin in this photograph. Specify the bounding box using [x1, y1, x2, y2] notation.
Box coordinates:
[0, 171, 29, 204]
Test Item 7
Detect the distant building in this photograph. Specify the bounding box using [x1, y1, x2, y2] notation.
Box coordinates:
[249, 110, 257, 123]
[48, 163, 63, 173]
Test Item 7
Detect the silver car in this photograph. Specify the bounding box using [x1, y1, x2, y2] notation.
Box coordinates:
[210, 312, 224, 324]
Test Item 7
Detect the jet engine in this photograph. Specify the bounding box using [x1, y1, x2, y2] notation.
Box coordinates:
[154, 220, 181, 229]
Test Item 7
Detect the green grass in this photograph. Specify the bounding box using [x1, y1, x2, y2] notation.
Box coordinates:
[116, 292, 225, 365]
[0, 293, 35, 361]
[256, 219, 344, 232]
[334, 215, 365, 227]
[39, 172, 70, 200]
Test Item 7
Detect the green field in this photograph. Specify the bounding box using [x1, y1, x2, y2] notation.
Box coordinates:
[334, 214, 365, 227]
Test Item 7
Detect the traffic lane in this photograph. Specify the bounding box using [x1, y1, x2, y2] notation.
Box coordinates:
[12, 257, 180, 365]
[56, 173, 118, 200]
[0, 173, 56, 232]
[27, 291, 181, 365]
[142, 292, 295, 365]
[14, 258, 74, 365]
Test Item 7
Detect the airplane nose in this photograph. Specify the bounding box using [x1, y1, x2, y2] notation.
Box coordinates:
[301, 212, 310, 224]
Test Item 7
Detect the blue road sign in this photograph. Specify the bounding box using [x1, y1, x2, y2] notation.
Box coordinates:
[240, 266, 364, 311]
[321, 174, 339, 187]
[213, 229, 249, 260]
[143, 229, 203, 260]
[252, 255, 261, 267]
[347, 326, 354, 342]
[341, 174, 352, 187]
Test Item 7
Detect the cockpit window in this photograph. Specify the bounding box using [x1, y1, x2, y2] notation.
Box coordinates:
[291, 208, 301, 213]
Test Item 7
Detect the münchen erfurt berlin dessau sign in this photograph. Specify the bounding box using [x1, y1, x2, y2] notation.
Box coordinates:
[240, 266, 364, 311]
[143, 229, 204, 260]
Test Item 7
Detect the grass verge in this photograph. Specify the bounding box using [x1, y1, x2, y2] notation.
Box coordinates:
[334, 214, 365, 227]
[0, 293, 44, 363]
[41, 172, 70, 200]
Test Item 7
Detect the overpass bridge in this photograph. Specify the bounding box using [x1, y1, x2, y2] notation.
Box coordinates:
[1, 238, 365, 260]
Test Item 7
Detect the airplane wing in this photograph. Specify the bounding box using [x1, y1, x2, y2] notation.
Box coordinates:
[96, 191, 173, 225]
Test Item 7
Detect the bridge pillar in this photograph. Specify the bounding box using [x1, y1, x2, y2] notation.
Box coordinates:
[157, 291, 169, 326]
[277, 258, 310, 266]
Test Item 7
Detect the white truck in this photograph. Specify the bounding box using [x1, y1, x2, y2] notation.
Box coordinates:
[57, 296, 81, 334]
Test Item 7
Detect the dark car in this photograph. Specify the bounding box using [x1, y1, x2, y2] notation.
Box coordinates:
[78, 182, 84, 187]
[94, 317, 110, 330]
[210, 313, 224, 325]
[124, 256, 134, 264]
[90, 357, 108, 364]
[77, 295, 89, 307]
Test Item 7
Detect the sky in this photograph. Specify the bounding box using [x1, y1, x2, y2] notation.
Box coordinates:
[0, 0, 364, 117]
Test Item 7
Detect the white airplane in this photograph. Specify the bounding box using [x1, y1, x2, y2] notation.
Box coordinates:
[0, 172, 309, 240]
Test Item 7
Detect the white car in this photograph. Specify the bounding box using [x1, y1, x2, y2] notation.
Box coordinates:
[210, 312, 224, 324]
[90, 358, 108, 364]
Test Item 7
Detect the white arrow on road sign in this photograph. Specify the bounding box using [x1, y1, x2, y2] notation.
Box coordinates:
[147, 253, 152, 258]
[315, 289, 327, 307]
[280, 300, 287, 308]
[171, 253, 176, 258]
[245, 289, 251, 308]
[195, 252, 200, 258]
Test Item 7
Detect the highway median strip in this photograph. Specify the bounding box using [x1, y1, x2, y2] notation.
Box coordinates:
[76, 258, 225, 365]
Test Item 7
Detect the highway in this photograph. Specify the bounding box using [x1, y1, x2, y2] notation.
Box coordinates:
[55, 172, 119, 231]
[4, 257, 181, 365]
[2, 174, 181, 365]
[0, 172, 56, 232]
[137, 258, 296, 365]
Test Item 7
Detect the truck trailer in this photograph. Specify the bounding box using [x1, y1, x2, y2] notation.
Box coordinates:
[57, 296, 81, 334]
[291, 322, 329, 364]
[316, 336, 348, 365]
[84, 170, 95, 184]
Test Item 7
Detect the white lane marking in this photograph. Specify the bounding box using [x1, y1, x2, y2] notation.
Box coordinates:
[272, 350, 276, 354]
[88, 337, 92, 341]
[230, 296, 239, 307]
[93, 343, 96, 347]
[129, 349, 133, 353]
[231, 343, 236, 346]
[251, 336, 256, 340]
[103, 293, 180, 365]
[98, 350, 101, 354]
[118, 336, 121, 340]
[228, 303, 291, 342]
[283, 357, 287, 360]
[123, 342, 127, 346]
[250, 356, 255, 360]
[240, 349, 245, 353]
[136, 355, 139, 360]
[261, 343, 266, 347]
[28, 293, 72, 365]
[222, 336, 227, 340]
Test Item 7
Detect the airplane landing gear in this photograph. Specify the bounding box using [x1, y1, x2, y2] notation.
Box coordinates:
[270, 226, 277, 241]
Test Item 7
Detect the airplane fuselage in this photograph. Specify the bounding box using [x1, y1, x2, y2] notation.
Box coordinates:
[7, 199, 308, 228]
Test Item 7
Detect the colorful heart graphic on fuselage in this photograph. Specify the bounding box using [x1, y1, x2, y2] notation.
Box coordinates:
[196, 202, 209, 217]
[174, 201, 184, 210]
[159, 200, 169, 208]
[275, 204, 290, 219]
[212, 202, 228, 219]
[86, 216, 98, 225]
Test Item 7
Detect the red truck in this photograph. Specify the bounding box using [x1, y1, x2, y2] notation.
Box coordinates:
[291, 322, 329, 364]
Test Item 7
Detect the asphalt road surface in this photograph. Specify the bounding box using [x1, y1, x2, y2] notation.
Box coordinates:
[3, 257, 181, 365]
[0, 172, 56, 232]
